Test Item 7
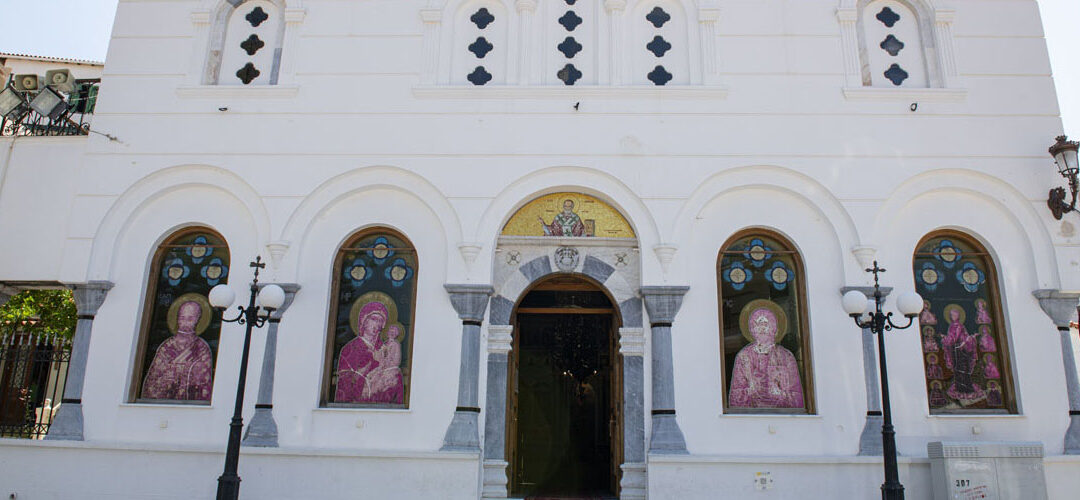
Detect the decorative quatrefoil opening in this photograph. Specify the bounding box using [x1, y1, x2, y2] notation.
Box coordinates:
[467, 66, 493, 86]
[876, 7, 900, 28]
[469, 37, 494, 58]
[559, 11, 583, 31]
[884, 63, 909, 86]
[880, 35, 905, 56]
[557, 64, 583, 85]
[646, 7, 671, 28]
[236, 63, 261, 84]
[558, 37, 583, 58]
[471, 8, 495, 29]
[246, 6, 269, 27]
[240, 34, 265, 56]
[648, 65, 673, 86]
[565, 0, 577, 4]
[647, 36, 672, 57]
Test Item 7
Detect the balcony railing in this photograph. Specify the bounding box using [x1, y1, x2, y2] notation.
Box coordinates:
[0, 79, 99, 138]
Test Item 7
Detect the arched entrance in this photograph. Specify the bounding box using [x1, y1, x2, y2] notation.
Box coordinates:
[508, 275, 622, 498]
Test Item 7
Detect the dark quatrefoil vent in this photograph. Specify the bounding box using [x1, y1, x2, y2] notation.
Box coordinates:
[236, 63, 261, 84]
[648, 65, 673, 86]
[647, 36, 672, 57]
[246, 6, 269, 27]
[884, 64, 909, 86]
[468, 66, 493, 86]
[469, 37, 494, 58]
[559, 11, 583, 31]
[565, 0, 576, 4]
[558, 37, 583, 58]
[471, 8, 495, 29]
[240, 34, 265, 56]
[646, 7, 671, 28]
[880, 35, 904, 56]
[557, 64, 582, 85]
[876, 7, 900, 27]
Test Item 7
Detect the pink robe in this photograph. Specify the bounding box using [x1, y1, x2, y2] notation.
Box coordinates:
[942, 320, 984, 401]
[926, 364, 943, 380]
[335, 335, 381, 403]
[729, 343, 804, 408]
[979, 333, 997, 352]
[984, 360, 1000, 379]
[141, 333, 213, 401]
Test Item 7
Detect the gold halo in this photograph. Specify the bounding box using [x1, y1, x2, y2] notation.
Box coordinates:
[942, 304, 966, 325]
[739, 299, 789, 344]
[382, 322, 406, 344]
[348, 291, 399, 337]
[167, 293, 213, 336]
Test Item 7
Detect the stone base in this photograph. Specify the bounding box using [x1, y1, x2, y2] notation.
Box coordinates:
[858, 413, 883, 456]
[440, 410, 480, 451]
[481, 459, 509, 499]
[619, 462, 647, 500]
[649, 414, 688, 454]
[242, 407, 279, 447]
[44, 403, 83, 441]
[1066, 414, 1080, 454]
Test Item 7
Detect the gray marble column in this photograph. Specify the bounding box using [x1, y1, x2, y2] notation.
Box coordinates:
[1034, 289, 1080, 454]
[619, 326, 648, 499]
[641, 286, 689, 454]
[243, 283, 300, 447]
[843, 286, 892, 456]
[481, 325, 513, 499]
[46, 281, 113, 441]
[441, 283, 494, 452]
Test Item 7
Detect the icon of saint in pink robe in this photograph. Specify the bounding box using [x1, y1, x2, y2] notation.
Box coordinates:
[942, 307, 984, 402]
[978, 326, 997, 352]
[728, 307, 804, 409]
[335, 301, 405, 404]
[919, 300, 937, 326]
[141, 301, 213, 401]
[975, 299, 992, 325]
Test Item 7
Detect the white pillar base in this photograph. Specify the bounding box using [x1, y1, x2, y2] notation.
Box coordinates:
[481, 459, 509, 499]
[620, 462, 647, 499]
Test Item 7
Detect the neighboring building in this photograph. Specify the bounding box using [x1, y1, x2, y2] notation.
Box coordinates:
[0, 1, 1079, 499]
[0, 52, 104, 82]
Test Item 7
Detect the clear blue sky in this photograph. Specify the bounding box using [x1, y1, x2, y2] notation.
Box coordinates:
[0, 0, 1077, 135]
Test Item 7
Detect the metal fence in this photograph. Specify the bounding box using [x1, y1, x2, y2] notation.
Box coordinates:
[0, 333, 71, 439]
[1, 79, 99, 137]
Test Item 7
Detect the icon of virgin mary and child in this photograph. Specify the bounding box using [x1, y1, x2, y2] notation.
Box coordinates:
[728, 299, 805, 409]
[335, 293, 406, 405]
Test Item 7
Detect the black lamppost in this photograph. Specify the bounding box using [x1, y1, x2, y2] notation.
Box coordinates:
[1048, 135, 1079, 220]
[842, 262, 924, 500]
[207, 256, 285, 500]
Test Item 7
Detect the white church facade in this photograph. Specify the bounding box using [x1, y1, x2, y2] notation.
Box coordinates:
[1, 0, 1079, 498]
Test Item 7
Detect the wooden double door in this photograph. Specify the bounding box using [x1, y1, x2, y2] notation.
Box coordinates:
[507, 277, 622, 499]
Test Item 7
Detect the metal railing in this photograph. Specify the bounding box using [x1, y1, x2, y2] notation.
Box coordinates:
[0, 333, 71, 439]
[1, 79, 99, 138]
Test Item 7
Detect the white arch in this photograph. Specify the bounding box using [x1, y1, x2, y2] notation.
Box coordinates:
[88, 165, 271, 281]
[873, 168, 1059, 288]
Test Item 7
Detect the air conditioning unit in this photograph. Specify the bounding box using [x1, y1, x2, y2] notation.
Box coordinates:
[44, 69, 75, 93]
[13, 74, 41, 92]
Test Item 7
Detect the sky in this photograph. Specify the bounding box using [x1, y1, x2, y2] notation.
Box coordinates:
[0, 0, 1077, 135]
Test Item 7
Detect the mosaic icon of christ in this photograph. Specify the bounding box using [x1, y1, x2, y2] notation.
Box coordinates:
[728, 301, 804, 409]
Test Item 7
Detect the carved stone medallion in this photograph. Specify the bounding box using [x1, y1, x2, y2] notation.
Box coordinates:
[554, 247, 580, 272]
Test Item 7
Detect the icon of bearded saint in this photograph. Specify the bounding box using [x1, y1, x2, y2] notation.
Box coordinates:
[538, 199, 586, 237]
[728, 301, 804, 409]
[141, 300, 214, 401]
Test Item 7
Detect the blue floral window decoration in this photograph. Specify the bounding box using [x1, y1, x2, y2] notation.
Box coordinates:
[326, 229, 418, 408]
[186, 235, 213, 264]
[955, 261, 986, 293]
[742, 238, 773, 268]
[163, 257, 190, 286]
[200, 257, 229, 286]
[918, 262, 941, 292]
[722, 261, 753, 291]
[366, 236, 395, 265]
[767, 261, 794, 291]
[718, 232, 812, 413]
[932, 239, 962, 268]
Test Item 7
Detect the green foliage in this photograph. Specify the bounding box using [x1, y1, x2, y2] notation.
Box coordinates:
[0, 290, 77, 339]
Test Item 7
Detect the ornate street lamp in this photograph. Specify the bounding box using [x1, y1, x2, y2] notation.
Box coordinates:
[207, 256, 285, 500]
[1048, 135, 1080, 220]
[842, 262, 923, 500]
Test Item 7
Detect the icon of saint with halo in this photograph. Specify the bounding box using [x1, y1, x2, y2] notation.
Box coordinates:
[335, 292, 405, 405]
[728, 299, 804, 409]
[141, 294, 214, 401]
[537, 199, 586, 237]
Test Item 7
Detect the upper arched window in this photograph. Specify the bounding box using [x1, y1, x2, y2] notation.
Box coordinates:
[453, 3, 509, 86]
[205, 0, 285, 85]
[131, 228, 230, 404]
[322, 229, 418, 408]
[633, 3, 690, 86]
[860, 0, 930, 87]
[913, 232, 1014, 413]
[717, 231, 813, 414]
